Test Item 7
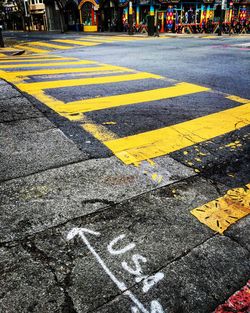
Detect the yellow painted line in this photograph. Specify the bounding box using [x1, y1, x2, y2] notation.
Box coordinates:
[17, 72, 163, 91]
[0, 60, 97, 69]
[0, 57, 76, 63]
[5, 65, 132, 78]
[82, 35, 147, 41]
[104, 102, 250, 164]
[77, 37, 115, 43]
[0, 54, 66, 59]
[201, 36, 216, 39]
[81, 115, 118, 142]
[226, 95, 249, 104]
[19, 88, 119, 147]
[51, 39, 101, 46]
[0, 53, 6, 57]
[191, 183, 250, 234]
[14, 45, 49, 54]
[28, 41, 72, 50]
[56, 82, 209, 116]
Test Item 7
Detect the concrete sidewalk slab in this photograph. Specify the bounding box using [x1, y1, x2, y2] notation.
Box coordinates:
[0, 246, 65, 313]
[1, 177, 248, 313]
[0, 117, 87, 181]
[0, 155, 194, 243]
[0, 83, 21, 99]
[93, 236, 250, 313]
[0, 96, 43, 122]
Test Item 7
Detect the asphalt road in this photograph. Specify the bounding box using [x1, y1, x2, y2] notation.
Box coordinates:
[0, 32, 249, 313]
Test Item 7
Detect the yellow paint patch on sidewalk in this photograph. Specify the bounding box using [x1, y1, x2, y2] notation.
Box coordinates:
[105, 102, 250, 164]
[16, 72, 163, 92]
[56, 82, 209, 116]
[0, 60, 97, 69]
[28, 41, 72, 50]
[191, 183, 250, 234]
[226, 95, 249, 104]
[52, 39, 101, 46]
[14, 45, 49, 54]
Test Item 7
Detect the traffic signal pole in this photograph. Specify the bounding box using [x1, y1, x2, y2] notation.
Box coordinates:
[218, 0, 226, 36]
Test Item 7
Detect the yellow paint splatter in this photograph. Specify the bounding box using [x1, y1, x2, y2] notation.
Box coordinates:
[195, 158, 202, 162]
[183, 151, 188, 155]
[151, 173, 163, 183]
[194, 169, 200, 173]
[191, 183, 250, 234]
[147, 159, 155, 166]
[187, 162, 194, 166]
[103, 122, 117, 125]
[198, 152, 207, 156]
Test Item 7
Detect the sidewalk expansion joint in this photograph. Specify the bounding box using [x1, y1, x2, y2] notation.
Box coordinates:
[224, 234, 250, 253]
[0, 157, 88, 184]
[21, 240, 78, 313]
[0, 174, 198, 246]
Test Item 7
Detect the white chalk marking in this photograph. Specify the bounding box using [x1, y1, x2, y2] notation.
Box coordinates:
[131, 300, 165, 313]
[107, 234, 136, 255]
[122, 254, 147, 281]
[142, 273, 165, 294]
[67, 228, 166, 313]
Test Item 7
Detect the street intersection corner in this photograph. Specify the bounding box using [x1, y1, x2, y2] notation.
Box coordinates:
[0, 32, 250, 312]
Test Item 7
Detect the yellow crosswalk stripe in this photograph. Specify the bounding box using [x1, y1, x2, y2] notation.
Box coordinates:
[51, 39, 101, 46]
[191, 183, 250, 234]
[4, 65, 132, 78]
[27, 41, 72, 50]
[56, 82, 209, 116]
[16, 72, 163, 91]
[104, 102, 250, 164]
[0, 57, 76, 63]
[14, 45, 49, 54]
[0, 60, 97, 69]
[77, 37, 115, 43]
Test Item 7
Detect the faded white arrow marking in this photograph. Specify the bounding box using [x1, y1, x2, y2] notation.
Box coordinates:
[67, 228, 165, 313]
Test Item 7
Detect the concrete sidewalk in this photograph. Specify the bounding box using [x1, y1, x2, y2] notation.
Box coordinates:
[0, 79, 249, 313]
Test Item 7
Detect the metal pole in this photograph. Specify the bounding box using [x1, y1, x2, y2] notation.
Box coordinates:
[0, 26, 4, 48]
[128, 1, 133, 35]
[218, 0, 226, 36]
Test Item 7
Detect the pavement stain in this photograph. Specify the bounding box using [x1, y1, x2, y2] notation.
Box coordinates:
[19, 185, 50, 201]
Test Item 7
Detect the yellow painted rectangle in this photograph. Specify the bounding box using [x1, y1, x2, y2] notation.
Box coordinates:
[0, 60, 97, 69]
[191, 183, 250, 234]
[105, 102, 250, 164]
[16, 72, 163, 91]
[28, 41, 72, 50]
[84, 25, 98, 32]
[51, 39, 100, 46]
[56, 82, 209, 115]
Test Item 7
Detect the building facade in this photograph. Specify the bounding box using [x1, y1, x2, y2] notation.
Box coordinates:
[77, 0, 249, 33]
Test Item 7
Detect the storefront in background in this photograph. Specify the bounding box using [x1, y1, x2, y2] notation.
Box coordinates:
[118, 0, 249, 33]
[78, 0, 99, 31]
